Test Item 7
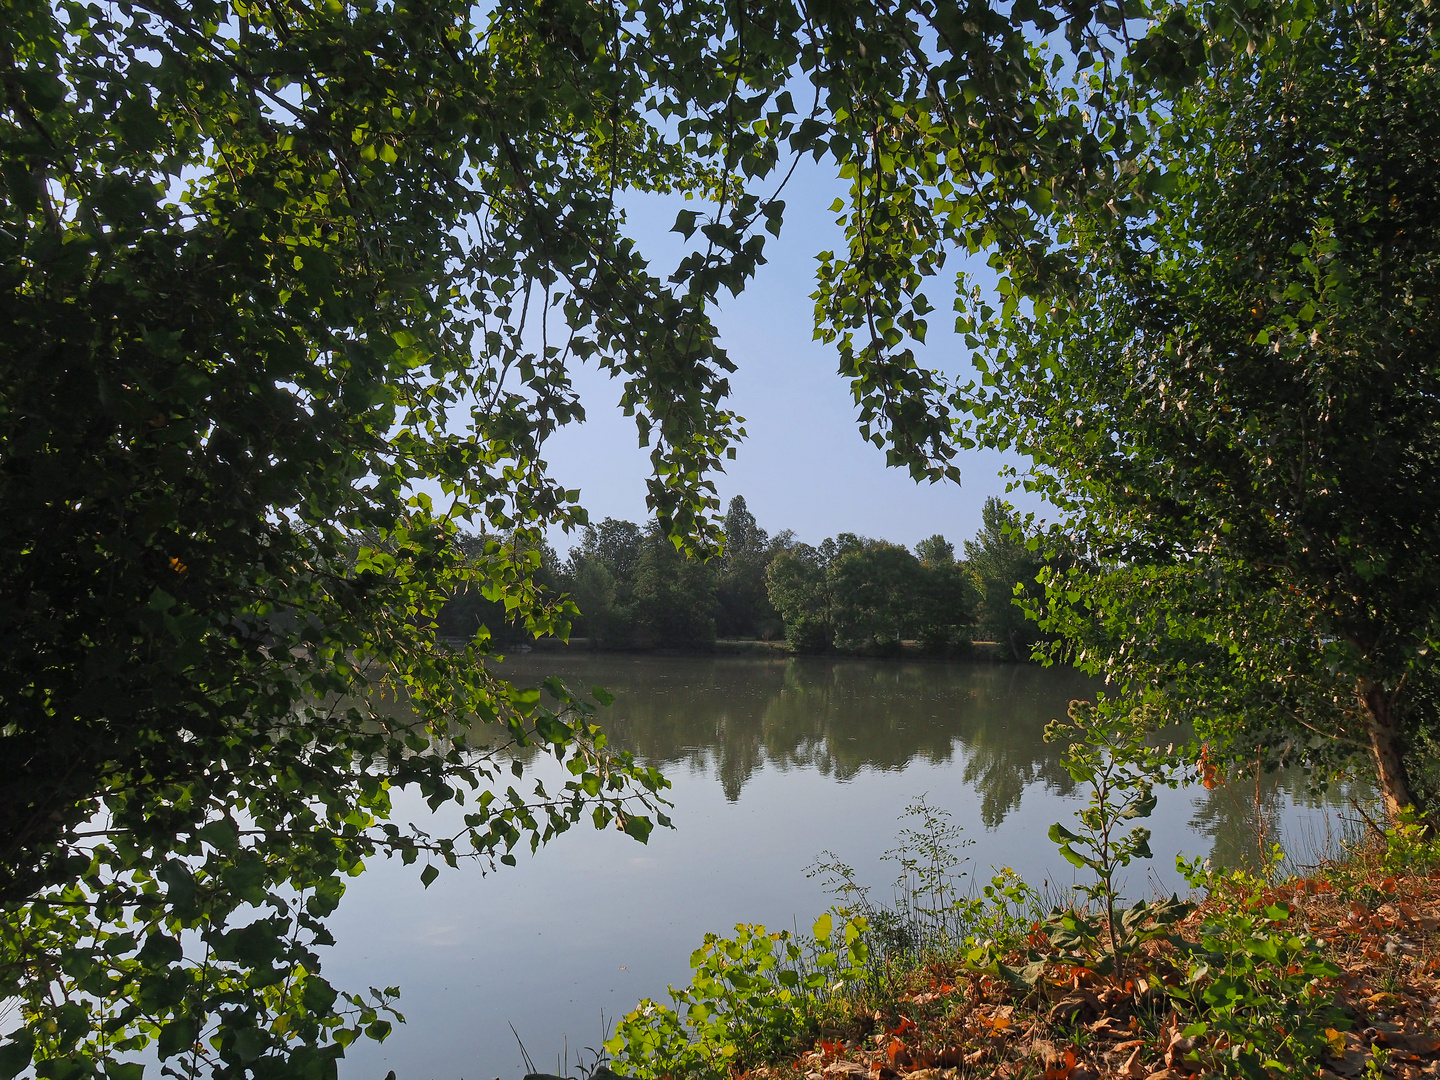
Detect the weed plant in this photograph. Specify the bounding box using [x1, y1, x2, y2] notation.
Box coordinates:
[1171, 856, 1348, 1077]
[603, 913, 869, 1080]
[808, 797, 1043, 961]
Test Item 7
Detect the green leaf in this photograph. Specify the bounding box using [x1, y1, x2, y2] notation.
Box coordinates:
[995, 961, 1045, 990]
[812, 912, 833, 941]
[302, 976, 339, 1014]
[196, 816, 240, 853]
[157, 1017, 197, 1059]
[1049, 822, 1083, 844]
[232, 1027, 266, 1064]
[621, 815, 653, 843]
[1121, 791, 1158, 819]
[0, 1035, 35, 1080]
[420, 864, 439, 888]
[139, 933, 183, 966]
[671, 210, 701, 239]
[35, 1060, 87, 1080]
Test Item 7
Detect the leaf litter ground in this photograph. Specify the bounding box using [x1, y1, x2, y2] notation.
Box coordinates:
[744, 857, 1440, 1080]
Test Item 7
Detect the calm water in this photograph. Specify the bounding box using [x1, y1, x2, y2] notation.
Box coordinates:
[327, 655, 1355, 1080]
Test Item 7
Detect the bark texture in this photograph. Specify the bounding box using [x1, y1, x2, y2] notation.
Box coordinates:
[1360, 678, 1417, 824]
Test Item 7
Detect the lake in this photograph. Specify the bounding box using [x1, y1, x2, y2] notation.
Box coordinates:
[326, 654, 1358, 1080]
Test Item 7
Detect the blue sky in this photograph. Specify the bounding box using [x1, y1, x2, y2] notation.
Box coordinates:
[540, 158, 1042, 555]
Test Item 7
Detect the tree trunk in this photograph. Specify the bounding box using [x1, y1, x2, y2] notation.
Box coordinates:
[1358, 677, 1417, 824]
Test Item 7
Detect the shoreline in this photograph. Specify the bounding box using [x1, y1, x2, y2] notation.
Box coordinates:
[603, 833, 1440, 1080]
[476, 637, 1038, 664]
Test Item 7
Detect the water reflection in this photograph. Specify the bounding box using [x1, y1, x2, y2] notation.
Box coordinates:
[1188, 765, 1368, 870]
[501, 653, 1361, 858]
[503, 655, 1091, 809]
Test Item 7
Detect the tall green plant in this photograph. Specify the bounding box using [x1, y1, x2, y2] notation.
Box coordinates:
[810, 800, 1042, 990]
[1044, 700, 1182, 978]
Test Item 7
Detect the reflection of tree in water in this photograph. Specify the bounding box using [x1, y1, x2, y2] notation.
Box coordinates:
[501, 655, 1094, 816]
[486, 656, 1369, 852]
[1188, 765, 1370, 871]
[951, 666, 1080, 826]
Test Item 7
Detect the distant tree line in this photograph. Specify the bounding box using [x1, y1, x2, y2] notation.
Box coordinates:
[439, 496, 1057, 659]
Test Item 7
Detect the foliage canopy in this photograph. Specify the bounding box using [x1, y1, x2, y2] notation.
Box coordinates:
[949, 0, 1440, 819]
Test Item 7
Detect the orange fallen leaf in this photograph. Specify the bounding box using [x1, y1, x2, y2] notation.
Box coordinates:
[1408, 1033, 1440, 1056]
[1042, 1047, 1076, 1080]
[886, 1039, 906, 1066]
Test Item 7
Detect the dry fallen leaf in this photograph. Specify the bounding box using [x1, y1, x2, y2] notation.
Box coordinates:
[988, 1013, 1014, 1034]
[1120, 1044, 1146, 1079]
[1396, 1032, 1440, 1057]
[1088, 1015, 1125, 1038]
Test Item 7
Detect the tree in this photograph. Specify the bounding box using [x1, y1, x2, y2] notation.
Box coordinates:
[830, 542, 925, 652]
[716, 496, 783, 639]
[765, 535, 964, 655]
[570, 518, 649, 591]
[912, 535, 973, 653]
[1, 0, 1315, 1069]
[569, 558, 628, 648]
[964, 499, 1044, 662]
[954, 0, 1440, 820]
[914, 534, 956, 568]
[765, 545, 833, 652]
[0, 0, 761, 1070]
[633, 523, 719, 649]
[564, 518, 648, 646]
[559, 504, 781, 647]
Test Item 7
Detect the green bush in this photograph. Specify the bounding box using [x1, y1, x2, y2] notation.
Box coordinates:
[606, 914, 869, 1080]
[1175, 901, 1343, 1078]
